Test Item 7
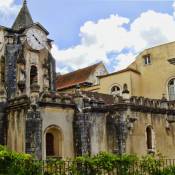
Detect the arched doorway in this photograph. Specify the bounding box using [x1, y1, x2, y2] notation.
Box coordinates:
[45, 125, 63, 158]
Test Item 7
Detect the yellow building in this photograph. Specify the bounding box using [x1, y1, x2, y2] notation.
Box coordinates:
[65, 41, 175, 101]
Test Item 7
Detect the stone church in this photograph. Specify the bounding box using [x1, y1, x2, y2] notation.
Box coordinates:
[1, 1, 175, 160]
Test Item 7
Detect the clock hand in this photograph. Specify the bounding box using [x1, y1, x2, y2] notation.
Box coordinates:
[32, 34, 41, 44]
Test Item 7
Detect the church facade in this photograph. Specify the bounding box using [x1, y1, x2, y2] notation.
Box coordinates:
[0, 1, 175, 160]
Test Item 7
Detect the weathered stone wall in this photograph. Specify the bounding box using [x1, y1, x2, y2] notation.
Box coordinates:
[126, 112, 175, 158]
[89, 112, 107, 155]
[40, 106, 75, 159]
[7, 108, 26, 153]
[7, 96, 29, 153]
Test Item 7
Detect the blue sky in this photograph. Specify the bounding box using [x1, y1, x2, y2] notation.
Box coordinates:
[1, 0, 175, 73]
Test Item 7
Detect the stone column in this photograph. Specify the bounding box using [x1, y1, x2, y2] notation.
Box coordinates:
[25, 108, 42, 159]
[25, 85, 42, 159]
[74, 112, 91, 156]
[5, 44, 21, 99]
[114, 112, 128, 155]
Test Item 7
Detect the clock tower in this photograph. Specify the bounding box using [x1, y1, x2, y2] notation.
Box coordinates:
[0, 1, 56, 158]
[0, 0, 56, 100]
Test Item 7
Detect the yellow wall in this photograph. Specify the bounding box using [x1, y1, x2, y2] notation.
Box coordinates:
[86, 42, 175, 100]
[97, 71, 133, 95]
[132, 42, 175, 99]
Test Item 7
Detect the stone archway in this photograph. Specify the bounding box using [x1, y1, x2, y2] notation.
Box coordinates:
[44, 125, 63, 158]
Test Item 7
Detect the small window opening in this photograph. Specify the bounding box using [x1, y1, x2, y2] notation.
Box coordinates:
[143, 54, 151, 65]
[168, 79, 175, 101]
[30, 65, 38, 86]
[146, 126, 155, 153]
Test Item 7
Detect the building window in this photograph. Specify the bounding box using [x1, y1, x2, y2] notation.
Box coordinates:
[146, 126, 155, 153]
[143, 54, 151, 65]
[168, 79, 175, 101]
[30, 65, 38, 86]
[111, 85, 121, 95]
[46, 133, 54, 156]
[45, 126, 62, 158]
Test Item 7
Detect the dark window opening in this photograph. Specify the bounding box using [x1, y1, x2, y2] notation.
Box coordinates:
[46, 133, 54, 156]
[146, 126, 153, 150]
[111, 86, 120, 95]
[30, 65, 38, 86]
[143, 54, 151, 65]
[168, 79, 175, 101]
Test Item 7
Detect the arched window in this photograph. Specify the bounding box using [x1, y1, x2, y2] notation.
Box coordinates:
[146, 126, 155, 153]
[45, 126, 62, 158]
[111, 86, 121, 95]
[30, 65, 38, 86]
[46, 133, 54, 156]
[168, 79, 175, 101]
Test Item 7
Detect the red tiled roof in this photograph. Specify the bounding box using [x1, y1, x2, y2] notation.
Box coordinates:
[56, 63, 101, 90]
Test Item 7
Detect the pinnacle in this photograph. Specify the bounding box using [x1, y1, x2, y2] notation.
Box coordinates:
[23, 0, 27, 5]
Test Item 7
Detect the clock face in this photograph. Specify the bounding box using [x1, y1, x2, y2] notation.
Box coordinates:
[0, 30, 4, 51]
[26, 28, 47, 50]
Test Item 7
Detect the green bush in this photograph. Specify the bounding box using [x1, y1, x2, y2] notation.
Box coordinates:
[0, 146, 42, 175]
[1, 146, 175, 175]
[69, 152, 138, 175]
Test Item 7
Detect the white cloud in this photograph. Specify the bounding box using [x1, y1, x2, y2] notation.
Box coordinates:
[114, 53, 136, 71]
[0, 0, 20, 25]
[52, 14, 131, 72]
[52, 1, 175, 74]
[130, 10, 175, 52]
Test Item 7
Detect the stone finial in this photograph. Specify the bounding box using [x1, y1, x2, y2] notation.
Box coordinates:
[114, 94, 122, 104]
[161, 94, 168, 109]
[75, 84, 82, 97]
[161, 93, 167, 102]
[122, 83, 129, 94]
[122, 83, 130, 100]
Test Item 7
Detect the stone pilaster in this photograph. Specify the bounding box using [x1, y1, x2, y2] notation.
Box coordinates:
[0, 102, 7, 145]
[5, 44, 21, 99]
[114, 112, 128, 155]
[74, 112, 91, 156]
[25, 107, 42, 159]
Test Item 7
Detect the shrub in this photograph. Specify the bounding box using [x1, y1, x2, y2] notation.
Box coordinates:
[0, 146, 42, 175]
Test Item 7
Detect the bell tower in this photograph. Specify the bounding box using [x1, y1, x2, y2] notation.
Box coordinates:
[0, 0, 56, 99]
[0, 0, 56, 158]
